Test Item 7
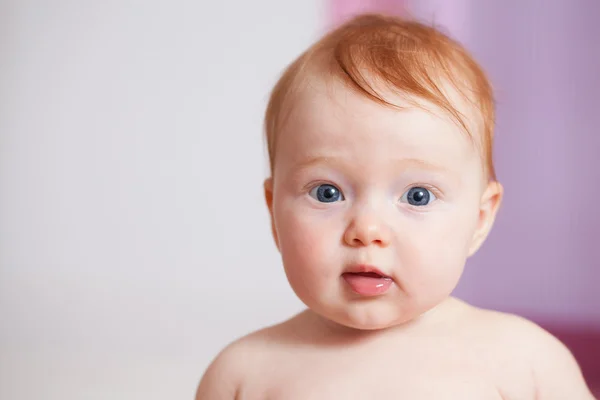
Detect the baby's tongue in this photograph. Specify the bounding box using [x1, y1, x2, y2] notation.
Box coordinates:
[342, 272, 392, 296]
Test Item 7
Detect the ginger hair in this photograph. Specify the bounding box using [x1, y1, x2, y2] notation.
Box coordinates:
[264, 13, 496, 181]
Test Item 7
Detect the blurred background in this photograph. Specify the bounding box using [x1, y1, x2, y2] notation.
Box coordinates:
[1, 0, 598, 398]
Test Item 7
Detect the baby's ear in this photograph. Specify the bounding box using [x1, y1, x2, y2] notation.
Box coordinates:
[263, 178, 280, 250]
[468, 181, 503, 257]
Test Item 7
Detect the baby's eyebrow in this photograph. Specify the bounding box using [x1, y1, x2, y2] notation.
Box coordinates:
[394, 158, 447, 173]
[291, 154, 462, 185]
[293, 155, 339, 170]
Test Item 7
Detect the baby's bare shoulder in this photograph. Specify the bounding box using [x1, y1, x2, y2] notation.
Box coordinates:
[194, 334, 262, 400]
[467, 306, 576, 360]
[195, 315, 302, 400]
[465, 306, 595, 399]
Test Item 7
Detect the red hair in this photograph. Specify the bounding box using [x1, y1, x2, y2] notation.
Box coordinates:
[264, 13, 496, 181]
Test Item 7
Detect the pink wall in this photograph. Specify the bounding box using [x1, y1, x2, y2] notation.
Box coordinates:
[328, 0, 600, 328]
[329, 0, 404, 27]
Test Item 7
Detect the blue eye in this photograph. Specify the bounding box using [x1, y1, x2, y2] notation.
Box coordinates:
[309, 184, 344, 203]
[400, 187, 436, 206]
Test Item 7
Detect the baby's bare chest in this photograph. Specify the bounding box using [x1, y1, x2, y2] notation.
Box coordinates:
[238, 344, 532, 400]
[238, 344, 534, 400]
[258, 370, 504, 400]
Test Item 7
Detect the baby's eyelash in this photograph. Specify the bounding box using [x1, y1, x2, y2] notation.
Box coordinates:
[304, 180, 339, 192]
[405, 183, 444, 199]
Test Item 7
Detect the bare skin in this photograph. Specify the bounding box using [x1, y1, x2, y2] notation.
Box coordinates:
[196, 298, 595, 400]
[197, 73, 596, 400]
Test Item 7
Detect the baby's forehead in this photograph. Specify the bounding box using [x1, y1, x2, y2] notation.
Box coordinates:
[292, 73, 483, 144]
[274, 75, 486, 180]
[288, 82, 474, 150]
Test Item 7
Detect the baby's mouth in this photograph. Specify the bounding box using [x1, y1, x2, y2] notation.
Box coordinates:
[342, 266, 393, 296]
[342, 264, 391, 279]
[345, 271, 389, 279]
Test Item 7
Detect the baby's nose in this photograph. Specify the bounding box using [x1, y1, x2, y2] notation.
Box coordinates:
[343, 211, 391, 248]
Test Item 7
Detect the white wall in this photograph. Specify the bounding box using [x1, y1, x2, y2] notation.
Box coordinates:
[0, 1, 321, 399]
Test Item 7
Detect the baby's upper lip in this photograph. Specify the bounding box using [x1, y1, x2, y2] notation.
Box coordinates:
[343, 264, 391, 279]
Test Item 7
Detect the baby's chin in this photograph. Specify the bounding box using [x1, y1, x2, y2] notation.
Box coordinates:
[309, 301, 429, 333]
[334, 312, 417, 332]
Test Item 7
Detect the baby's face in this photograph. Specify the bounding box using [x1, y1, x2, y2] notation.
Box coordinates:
[266, 77, 493, 330]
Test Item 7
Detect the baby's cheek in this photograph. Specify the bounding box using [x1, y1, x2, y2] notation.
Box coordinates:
[425, 208, 478, 256]
[277, 211, 340, 276]
[397, 220, 467, 288]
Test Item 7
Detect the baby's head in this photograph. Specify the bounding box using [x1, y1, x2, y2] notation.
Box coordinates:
[263, 14, 503, 331]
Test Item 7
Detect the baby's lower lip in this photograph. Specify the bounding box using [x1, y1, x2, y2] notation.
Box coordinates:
[342, 272, 393, 296]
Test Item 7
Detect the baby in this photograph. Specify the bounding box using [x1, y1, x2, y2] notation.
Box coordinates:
[196, 14, 595, 399]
